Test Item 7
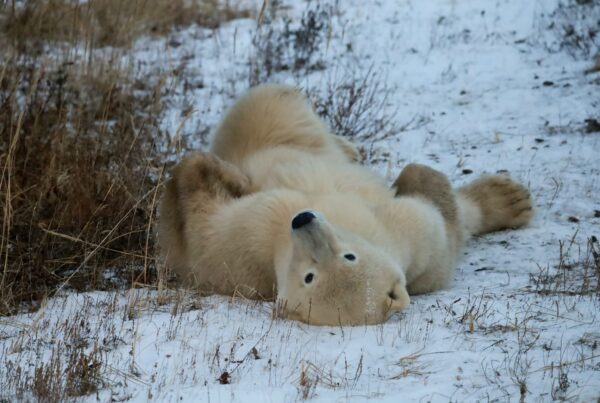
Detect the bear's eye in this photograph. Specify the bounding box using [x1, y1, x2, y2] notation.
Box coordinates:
[344, 253, 356, 262]
[304, 273, 314, 284]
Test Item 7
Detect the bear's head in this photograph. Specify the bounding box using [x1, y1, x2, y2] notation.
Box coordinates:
[275, 210, 410, 325]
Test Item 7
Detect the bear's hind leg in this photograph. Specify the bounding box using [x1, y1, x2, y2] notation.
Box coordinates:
[390, 164, 462, 293]
[392, 163, 458, 226]
[458, 175, 533, 234]
[392, 164, 533, 236]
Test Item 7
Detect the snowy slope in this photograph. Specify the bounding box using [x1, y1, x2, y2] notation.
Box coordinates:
[1, 0, 599, 401]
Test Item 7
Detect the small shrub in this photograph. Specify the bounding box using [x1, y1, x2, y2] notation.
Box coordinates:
[544, 0, 600, 59]
[250, 0, 330, 85]
[307, 67, 402, 142]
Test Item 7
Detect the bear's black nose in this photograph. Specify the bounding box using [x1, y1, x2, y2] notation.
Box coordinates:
[291, 211, 316, 230]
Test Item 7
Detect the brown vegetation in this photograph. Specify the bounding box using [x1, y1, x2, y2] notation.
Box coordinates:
[0, 0, 251, 315]
[1, 0, 250, 49]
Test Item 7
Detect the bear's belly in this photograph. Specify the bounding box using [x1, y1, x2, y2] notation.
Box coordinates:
[242, 148, 394, 205]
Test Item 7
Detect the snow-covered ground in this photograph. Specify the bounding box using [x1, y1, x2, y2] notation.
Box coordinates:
[1, 0, 599, 401]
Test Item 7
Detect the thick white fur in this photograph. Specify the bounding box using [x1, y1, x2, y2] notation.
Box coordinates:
[158, 84, 532, 325]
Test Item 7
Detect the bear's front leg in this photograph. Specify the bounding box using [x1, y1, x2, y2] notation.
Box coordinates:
[158, 153, 250, 274]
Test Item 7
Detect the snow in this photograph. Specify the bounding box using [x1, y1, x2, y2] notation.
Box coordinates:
[1, 0, 599, 401]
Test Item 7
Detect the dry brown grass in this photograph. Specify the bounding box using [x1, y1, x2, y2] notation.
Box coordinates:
[0, 52, 166, 315]
[528, 234, 600, 297]
[1, 0, 251, 49]
[0, 0, 252, 315]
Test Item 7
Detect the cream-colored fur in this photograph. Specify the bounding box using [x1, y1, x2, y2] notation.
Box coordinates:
[158, 84, 533, 326]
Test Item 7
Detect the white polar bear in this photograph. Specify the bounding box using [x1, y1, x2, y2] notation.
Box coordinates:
[158, 84, 533, 325]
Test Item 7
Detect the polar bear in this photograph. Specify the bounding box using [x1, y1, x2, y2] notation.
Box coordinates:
[158, 84, 533, 326]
